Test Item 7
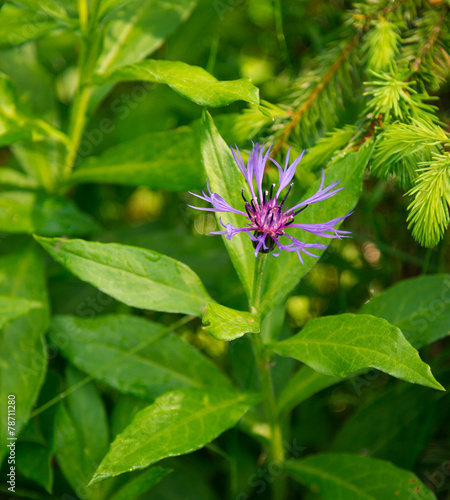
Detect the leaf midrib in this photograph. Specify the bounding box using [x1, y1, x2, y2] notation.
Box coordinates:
[62, 336, 206, 388]
[276, 337, 431, 383]
[48, 242, 210, 310]
[288, 463, 375, 500]
[96, 392, 250, 476]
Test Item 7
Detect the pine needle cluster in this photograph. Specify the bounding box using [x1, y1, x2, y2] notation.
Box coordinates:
[253, 0, 450, 248]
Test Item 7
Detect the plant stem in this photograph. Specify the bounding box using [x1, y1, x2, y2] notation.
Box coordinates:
[62, 85, 91, 182]
[61, 0, 92, 183]
[249, 254, 286, 500]
[252, 254, 267, 311]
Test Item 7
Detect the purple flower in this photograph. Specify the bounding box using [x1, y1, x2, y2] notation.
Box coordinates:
[189, 143, 352, 263]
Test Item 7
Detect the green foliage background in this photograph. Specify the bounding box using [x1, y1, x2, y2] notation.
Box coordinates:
[0, 0, 449, 499]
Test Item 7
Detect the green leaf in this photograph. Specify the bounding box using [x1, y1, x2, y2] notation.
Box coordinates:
[277, 365, 340, 416]
[6, 0, 69, 22]
[270, 313, 443, 390]
[16, 441, 53, 493]
[35, 236, 214, 316]
[109, 467, 172, 500]
[0, 191, 99, 235]
[360, 274, 450, 349]
[331, 377, 449, 469]
[69, 127, 204, 191]
[203, 303, 260, 341]
[0, 73, 68, 147]
[54, 366, 109, 492]
[0, 244, 49, 464]
[95, 60, 259, 108]
[260, 302, 286, 344]
[260, 145, 373, 313]
[200, 111, 255, 298]
[49, 314, 230, 398]
[0, 167, 39, 189]
[90, 387, 260, 484]
[0, 295, 42, 328]
[287, 453, 436, 500]
[0, 4, 59, 49]
[12, 139, 67, 192]
[95, 0, 197, 75]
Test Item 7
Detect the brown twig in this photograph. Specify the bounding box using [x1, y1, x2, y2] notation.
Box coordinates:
[411, 8, 447, 72]
[273, 36, 358, 155]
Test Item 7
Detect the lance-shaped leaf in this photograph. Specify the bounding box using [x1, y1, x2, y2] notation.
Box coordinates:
[270, 314, 443, 390]
[16, 441, 53, 493]
[69, 127, 204, 191]
[109, 467, 172, 500]
[0, 191, 99, 235]
[200, 111, 255, 298]
[277, 365, 340, 416]
[95, 60, 259, 108]
[260, 145, 373, 314]
[90, 387, 260, 484]
[203, 303, 260, 341]
[278, 276, 450, 414]
[54, 366, 109, 492]
[0, 73, 68, 147]
[49, 314, 230, 398]
[34, 236, 213, 316]
[0, 295, 43, 329]
[287, 453, 436, 500]
[0, 4, 59, 49]
[95, 0, 197, 75]
[360, 274, 450, 349]
[0, 244, 49, 465]
[331, 374, 450, 468]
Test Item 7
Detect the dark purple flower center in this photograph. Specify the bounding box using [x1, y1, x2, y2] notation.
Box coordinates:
[241, 183, 308, 254]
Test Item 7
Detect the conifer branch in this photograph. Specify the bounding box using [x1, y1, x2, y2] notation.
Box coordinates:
[273, 36, 358, 154]
[411, 7, 447, 73]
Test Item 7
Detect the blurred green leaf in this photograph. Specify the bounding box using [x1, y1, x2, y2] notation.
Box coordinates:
[95, 60, 259, 107]
[69, 126, 204, 191]
[0, 167, 39, 189]
[0, 4, 59, 49]
[203, 303, 260, 341]
[95, 0, 197, 74]
[109, 467, 172, 500]
[6, 0, 69, 21]
[0, 295, 42, 328]
[270, 314, 443, 390]
[54, 366, 109, 494]
[0, 244, 49, 465]
[11, 139, 67, 192]
[360, 274, 450, 349]
[35, 236, 214, 316]
[277, 365, 339, 416]
[260, 145, 373, 314]
[0, 73, 68, 148]
[260, 302, 285, 344]
[287, 453, 436, 500]
[111, 394, 150, 438]
[200, 111, 255, 298]
[0, 191, 99, 235]
[331, 375, 450, 469]
[15, 441, 53, 493]
[91, 387, 260, 484]
[49, 314, 230, 398]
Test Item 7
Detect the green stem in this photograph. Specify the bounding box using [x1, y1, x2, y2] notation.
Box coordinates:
[62, 85, 91, 182]
[252, 254, 267, 311]
[273, 0, 292, 71]
[60, 0, 93, 184]
[249, 254, 286, 500]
